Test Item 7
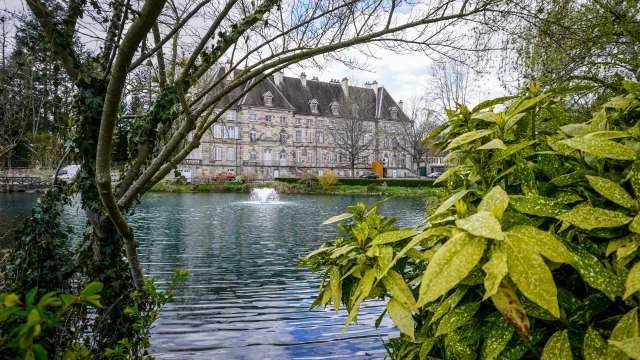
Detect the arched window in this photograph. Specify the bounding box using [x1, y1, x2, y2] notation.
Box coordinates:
[330, 102, 339, 115]
[250, 128, 257, 142]
[352, 104, 359, 117]
[280, 130, 287, 144]
[250, 149, 257, 160]
[280, 150, 286, 160]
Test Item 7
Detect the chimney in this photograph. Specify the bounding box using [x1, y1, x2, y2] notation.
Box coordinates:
[311, 76, 319, 81]
[371, 80, 378, 95]
[300, 72, 307, 87]
[341, 77, 349, 96]
[399, 100, 404, 110]
[274, 70, 284, 86]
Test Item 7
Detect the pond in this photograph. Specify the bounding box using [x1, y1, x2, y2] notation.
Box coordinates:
[1, 192, 427, 359]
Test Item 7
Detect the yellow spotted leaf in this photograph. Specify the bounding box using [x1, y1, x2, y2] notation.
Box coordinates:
[490, 281, 530, 336]
[478, 186, 510, 220]
[609, 338, 640, 359]
[586, 175, 637, 210]
[541, 330, 572, 360]
[483, 247, 508, 300]
[371, 229, 418, 245]
[507, 225, 574, 264]
[558, 206, 632, 230]
[607, 309, 639, 360]
[382, 269, 416, 310]
[455, 211, 504, 240]
[624, 262, 640, 300]
[386, 297, 415, 340]
[584, 327, 607, 360]
[559, 137, 636, 160]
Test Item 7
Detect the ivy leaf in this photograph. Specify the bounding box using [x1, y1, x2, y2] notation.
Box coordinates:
[504, 233, 560, 317]
[558, 206, 632, 230]
[586, 175, 637, 210]
[371, 229, 418, 245]
[478, 186, 509, 220]
[445, 129, 495, 151]
[609, 338, 640, 359]
[323, 213, 353, 225]
[417, 233, 486, 307]
[382, 269, 416, 310]
[509, 195, 569, 218]
[478, 138, 507, 150]
[507, 226, 574, 264]
[435, 302, 480, 337]
[559, 137, 636, 160]
[386, 297, 415, 340]
[331, 267, 342, 313]
[480, 312, 514, 360]
[566, 242, 624, 300]
[455, 211, 504, 240]
[624, 262, 640, 300]
[483, 247, 508, 300]
[541, 330, 572, 360]
[607, 308, 639, 360]
[584, 327, 607, 360]
[490, 281, 531, 336]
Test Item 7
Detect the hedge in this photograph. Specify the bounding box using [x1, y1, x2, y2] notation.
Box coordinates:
[274, 177, 437, 187]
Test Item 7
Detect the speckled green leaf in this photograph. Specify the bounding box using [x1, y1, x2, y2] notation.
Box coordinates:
[435, 302, 480, 337]
[434, 166, 463, 185]
[371, 229, 418, 245]
[456, 211, 504, 241]
[561, 123, 591, 136]
[507, 225, 574, 264]
[323, 213, 354, 225]
[331, 267, 342, 313]
[418, 233, 486, 307]
[479, 186, 510, 220]
[472, 111, 498, 123]
[507, 93, 551, 117]
[478, 139, 507, 150]
[491, 141, 537, 163]
[504, 233, 560, 317]
[623, 81, 640, 97]
[559, 137, 636, 160]
[607, 308, 639, 360]
[490, 281, 531, 336]
[553, 191, 584, 204]
[431, 286, 468, 324]
[419, 338, 436, 359]
[607, 236, 636, 256]
[603, 96, 639, 110]
[566, 242, 624, 300]
[624, 262, 640, 300]
[504, 113, 527, 132]
[610, 338, 640, 359]
[550, 170, 591, 187]
[630, 215, 640, 234]
[382, 269, 416, 310]
[509, 195, 569, 218]
[541, 330, 572, 360]
[480, 313, 514, 360]
[341, 293, 365, 335]
[584, 327, 607, 360]
[538, 150, 564, 179]
[432, 190, 470, 217]
[446, 130, 495, 151]
[483, 247, 508, 300]
[586, 131, 631, 140]
[360, 268, 376, 298]
[586, 175, 637, 210]
[516, 157, 538, 196]
[472, 96, 519, 113]
[387, 297, 415, 340]
[558, 206, 632, 230]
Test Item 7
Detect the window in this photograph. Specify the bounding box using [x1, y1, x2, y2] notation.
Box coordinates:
[307, 150, 314, 163]
[265, 115, 271, 122]
[224, 126, 235, 139]
[331, 103, 339, 115]
[352, 105, 359, 117]
[390, 107, 398, 119]
[250, 114, 257, 121]
[227, 148, 235, 161]
[214, 147, 222, 161]
[306, 130, 312, 143]
[401, 156, 406, 166]
[364, 134, 372, 145]
[227, 112, 235, 121]
[263, 91, 273, 106]
[309, 99, 318, 113]
[317, 120, 323, 127]
[280, 116, 287, 124]
[280, 130, 287, 144]
[319, 151, 325, 164]
[213, 125, 222, 138]
[250, 128, 257, 142]
[307, 119, 313, 127]
[296, 151, 302, 162]
[295, 130, 302, 142]
[317, 131, 324, 143]
[329, 134, 335, 144]
[329, 152, 335, 163]
[280, 150, 286, 161]
[296, 118, 302, 125]
[250, 149, 257, 160]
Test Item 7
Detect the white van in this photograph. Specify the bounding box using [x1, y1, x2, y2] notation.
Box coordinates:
[56, 165, 81, 182]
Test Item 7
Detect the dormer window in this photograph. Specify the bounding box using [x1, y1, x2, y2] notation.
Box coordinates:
[263, 91, 273, 106]
[330, 102, 339, 115]
[309, 99, 319, 113]
[390, 106, 398, 119]
[352, 104, 359, 117]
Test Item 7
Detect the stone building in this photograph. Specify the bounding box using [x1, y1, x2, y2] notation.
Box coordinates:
[179, 65, 417, 181]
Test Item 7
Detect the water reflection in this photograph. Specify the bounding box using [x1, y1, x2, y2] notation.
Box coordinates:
[6, 192, 427, 359]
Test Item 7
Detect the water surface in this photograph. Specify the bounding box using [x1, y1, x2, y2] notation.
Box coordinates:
[3, 192, 427, 359]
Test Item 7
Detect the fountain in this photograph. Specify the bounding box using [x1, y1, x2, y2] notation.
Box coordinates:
[249, 188, 280, 204]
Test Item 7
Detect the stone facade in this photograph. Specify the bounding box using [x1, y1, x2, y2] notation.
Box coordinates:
[176, 66, 419, 182]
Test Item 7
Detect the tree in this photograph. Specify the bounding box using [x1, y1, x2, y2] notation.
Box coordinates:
[8, 0, 524, 354]
[330, 89, 377, 176]
[424, 59, 474, 121]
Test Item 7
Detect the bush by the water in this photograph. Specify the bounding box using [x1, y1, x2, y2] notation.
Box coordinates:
[275, 177, 437, 187]
[366, 183, 378, 193]
[299, 173, 319, 189]
[318, 172, 339, 190]
[301, 81, 640, 359]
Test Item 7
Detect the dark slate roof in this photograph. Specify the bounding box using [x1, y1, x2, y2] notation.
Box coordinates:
[239, 77, 296, 110]
[376, 86, 411, 122]
[278, 76, 346, 116]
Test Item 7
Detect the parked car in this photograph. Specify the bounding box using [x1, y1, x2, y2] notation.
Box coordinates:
[212, 172, 236, 182]
[360, 172, 379, 179]
[55, 165, 81, 182]
[427, 172, 442, 179]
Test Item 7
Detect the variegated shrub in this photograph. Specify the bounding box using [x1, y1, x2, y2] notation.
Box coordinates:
[300, 80, 640, 359]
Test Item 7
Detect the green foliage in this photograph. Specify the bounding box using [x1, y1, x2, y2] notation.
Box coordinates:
[302, 81, 640, 359]
[317, 172, 339, 190]
[0, 282, 104, 360]
[298, 173, 319, 190]
[275, 177, 438, 187]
